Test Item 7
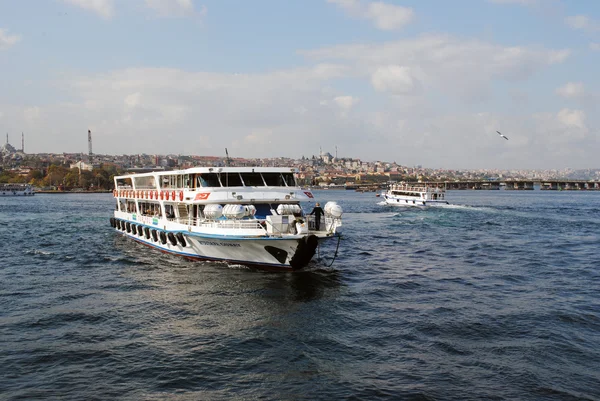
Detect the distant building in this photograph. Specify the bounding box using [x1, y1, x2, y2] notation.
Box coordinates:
[70, 161, 94, 171]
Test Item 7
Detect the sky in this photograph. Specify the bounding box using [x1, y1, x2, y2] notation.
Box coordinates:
[1, 0, 599, 169]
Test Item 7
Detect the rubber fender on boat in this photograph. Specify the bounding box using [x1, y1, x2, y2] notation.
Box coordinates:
[137, 225, 144, 236]
[126, 222, 131, 233]
[144, 227, 151, 239]
[167, 232, 177, 246]
[289, 234, 319, 270]
[151, 229, 158, 242]
[117, 220, 122, 230]
[175, 232, 187, 247]
[159, 231, 167, 245]
[110, 217, 115, 228]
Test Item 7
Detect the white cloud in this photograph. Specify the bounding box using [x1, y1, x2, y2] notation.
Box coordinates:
[557, 108, 586, 130]
[327, 0, 414, 31]
[144, 0, 206, 18]
[371, 65, 420, 95]
[333, 95, 359, 116]
[0, 28, 21, 50]
[366, 2, 414, 31]
[487, 0, 539, 5]
[61, 0, 114, 19]
[43, 66, 359, 156]
[326, 0, 361, 13]
[302, 35, 570, 101]
[565, 15, 600, 32]
[556, 82, 585, 99]
[124, 92, 142, 108]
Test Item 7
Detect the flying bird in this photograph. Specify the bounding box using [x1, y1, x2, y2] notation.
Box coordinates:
[496, 131, 509, 140]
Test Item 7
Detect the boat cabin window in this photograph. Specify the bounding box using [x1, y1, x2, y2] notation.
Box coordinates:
[139, 201, 161, 216]
[223, 172, 243, 187]
[126, 200, 137, 213]
[116, 177, 133, 189]
[162, 175, 178, 189]
[133, 176, 155, 189]
[197, 173, 221, 187]
[262, 172, 296, 187]
[391, 191, 420, 197]
[239, 173, 265, 186]
[164, 204, 175, 219]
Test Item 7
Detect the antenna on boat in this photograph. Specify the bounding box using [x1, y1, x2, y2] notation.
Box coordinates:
[225, 148, 232, 166]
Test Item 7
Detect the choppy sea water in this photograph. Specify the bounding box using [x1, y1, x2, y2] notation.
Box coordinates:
[1, 190, 599, 400]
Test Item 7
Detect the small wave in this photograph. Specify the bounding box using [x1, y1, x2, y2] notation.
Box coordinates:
[25, 249, 55, 256]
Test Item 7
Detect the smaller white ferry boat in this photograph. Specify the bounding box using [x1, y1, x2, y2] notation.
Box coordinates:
[0, 183, 35, 196]
[382, 182, 448, 207]
[110, 167, 343, 271]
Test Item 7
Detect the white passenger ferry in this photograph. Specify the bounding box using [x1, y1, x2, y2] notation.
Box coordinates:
[111, 167, 343, 270]
[0, 183, 35, 196]
[382, 182, 448, 207]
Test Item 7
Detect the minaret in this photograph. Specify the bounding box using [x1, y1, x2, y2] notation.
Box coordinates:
[5, 133, 8, 145]
[21, 132, 24, 152]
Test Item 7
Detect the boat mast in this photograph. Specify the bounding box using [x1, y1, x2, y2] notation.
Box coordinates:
[225, 148, 232, 167]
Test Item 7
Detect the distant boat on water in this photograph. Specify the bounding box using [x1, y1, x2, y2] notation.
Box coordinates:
[381, 182, 448, 207]
[0, 183, 35, 196]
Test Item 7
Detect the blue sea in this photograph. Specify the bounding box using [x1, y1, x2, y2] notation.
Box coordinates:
[1, 190, 599, 400]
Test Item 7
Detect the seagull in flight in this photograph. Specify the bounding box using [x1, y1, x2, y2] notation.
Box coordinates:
[496, 131, 509, 140]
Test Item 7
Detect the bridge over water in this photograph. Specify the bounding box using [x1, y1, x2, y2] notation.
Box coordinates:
[423, 181, 600, 191]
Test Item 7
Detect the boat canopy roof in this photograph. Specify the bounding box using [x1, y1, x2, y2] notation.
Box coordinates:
[114, 166, 297, 181]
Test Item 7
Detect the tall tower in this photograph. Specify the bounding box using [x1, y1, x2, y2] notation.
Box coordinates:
[21, 132, 24, 152]
[88, 129, 93, 163]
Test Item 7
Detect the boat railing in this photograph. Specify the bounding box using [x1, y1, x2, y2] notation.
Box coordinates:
[389, 184, 445, 193]
[171, 216, 265, 231]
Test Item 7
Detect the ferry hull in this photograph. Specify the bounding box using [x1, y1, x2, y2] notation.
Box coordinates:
[383, 196, 449, 207]
[112, 219, 330, 270]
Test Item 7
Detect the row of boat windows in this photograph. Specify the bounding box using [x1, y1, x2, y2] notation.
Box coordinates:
[391, 191, 422, 197]
[121, 201, 176, 218]
[119, 172, 297, 190]
[390, 191, 445, 199]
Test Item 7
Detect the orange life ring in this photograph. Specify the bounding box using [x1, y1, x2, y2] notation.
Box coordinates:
[150, 191, 154, 200]
[160, 191, 164, 200]
[179, 191, 183, 201]
[154, 190, 158, 199]
[113, 189, 117, 197]
[171, 190, 176, 201]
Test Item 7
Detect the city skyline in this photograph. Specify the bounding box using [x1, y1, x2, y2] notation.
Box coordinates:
[1, 1, 599, 169]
